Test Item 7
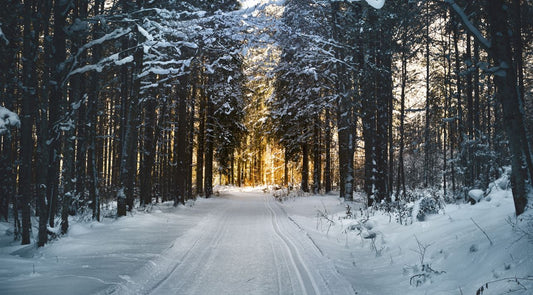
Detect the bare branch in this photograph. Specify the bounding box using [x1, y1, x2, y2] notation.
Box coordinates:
[471, 217, 494, 246]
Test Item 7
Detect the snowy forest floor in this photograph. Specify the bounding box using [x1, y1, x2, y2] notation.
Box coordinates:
[0, 186, 532, 295]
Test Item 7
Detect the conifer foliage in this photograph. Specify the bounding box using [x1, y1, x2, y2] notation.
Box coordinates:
[0, 0, 532, 247]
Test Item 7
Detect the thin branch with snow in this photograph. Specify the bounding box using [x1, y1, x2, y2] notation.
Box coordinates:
[445, 0, 491, 49]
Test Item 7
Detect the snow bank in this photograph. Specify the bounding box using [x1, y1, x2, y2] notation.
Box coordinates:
[281, 188, 533, 294]
[0, 199, 220, 295]
[468, 189, 484, 203]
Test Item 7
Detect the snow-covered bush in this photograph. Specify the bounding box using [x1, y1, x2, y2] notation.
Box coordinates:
[373, 200, 415, 225]
[416, 197, 442, 221]
[395, 201, 414, 225]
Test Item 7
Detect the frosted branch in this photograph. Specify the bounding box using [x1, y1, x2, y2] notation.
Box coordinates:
[445, 0, 491, 49]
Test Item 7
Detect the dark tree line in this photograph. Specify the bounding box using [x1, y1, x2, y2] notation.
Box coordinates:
[0, 0, 246, 246]
[1, 0, 532, 247]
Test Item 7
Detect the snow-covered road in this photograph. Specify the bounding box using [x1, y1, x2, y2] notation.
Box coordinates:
[109, 191, 354, 295]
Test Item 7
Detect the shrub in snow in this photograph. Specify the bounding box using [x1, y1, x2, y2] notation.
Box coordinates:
[416, 197, 442, 221]
[507, 212, 533, 244]
[316, 205, 335, 234]
[393, 201, 414, 225]
[408, 236, 446, 287]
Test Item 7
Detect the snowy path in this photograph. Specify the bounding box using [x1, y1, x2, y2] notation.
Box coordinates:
[1, 190, 353, 295]
[106, 191, 354, 295]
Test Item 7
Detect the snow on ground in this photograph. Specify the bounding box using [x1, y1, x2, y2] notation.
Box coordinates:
[280, 188, 533, 295]
[0, 198, 224, 295]
[1, 185, 532, 295]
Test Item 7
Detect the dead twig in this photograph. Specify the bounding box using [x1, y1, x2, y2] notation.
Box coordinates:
[471, 217, 494, 246]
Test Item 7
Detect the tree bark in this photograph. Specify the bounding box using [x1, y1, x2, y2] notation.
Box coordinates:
[485, 0, 530, 215]
[301, 143, 309, 193]
[20, 0, 36, 244]
[175, 78, 188, 205]
[140, 96, 157, 206]
[87, 0, 102, 220]
[396, 53, 407, 200]
[196, 76, 206, 196]
[312, 115, 321, 194]
[204, 92, 214, 198]
[324, 108, 332, 193]
[118, 28, 144, 216]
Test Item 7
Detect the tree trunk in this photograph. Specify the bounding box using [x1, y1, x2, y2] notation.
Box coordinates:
[465, 32, 474, 188]
[20, 0, 35, 244]
[331, 1, 354, 201]
[376, 24, 393, 203]
[0, 0, 20, 223]
[204, 93, 214, 198]
[187, 82, 195, 200]
[35, 0, 52, 247]
[284, 148, 289, 187]
[510, 0, 533, 183]
[312, 115, 321, 194]
[140, 96, 158, 206]
[301, 143, 309, 193]
[485, 0, 530, 215]
[324, 108, 332, 193]
[396, 53, 407, 200]
[175, 78, 188, 205]
[88, 0, 102, 220]
[196, 85, 206, 196]
[424, 2, 431, 188]
[118, 29, 144, 216]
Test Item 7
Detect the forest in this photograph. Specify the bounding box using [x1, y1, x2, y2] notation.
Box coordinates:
[0, 0, 532, 252]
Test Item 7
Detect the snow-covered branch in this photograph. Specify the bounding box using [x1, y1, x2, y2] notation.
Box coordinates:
[0, 106, 20, 135]
[445, 0, 491, 49]
[0, 25, 8, 45]
[330, 0, 386, 9]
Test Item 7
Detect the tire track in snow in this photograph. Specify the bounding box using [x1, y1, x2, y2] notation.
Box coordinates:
[269, 239, 283, 294]
[147, 208, 231, 294]
[184, 211, 232, 295]
[275, 200, 358, 295]
[145, 237, 201, 293]
[264, 196, 320, 295]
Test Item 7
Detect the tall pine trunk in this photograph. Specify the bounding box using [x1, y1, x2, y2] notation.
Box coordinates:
[312, 115, 321, 194]
[140, 96, 158, 206]
[36, 0, 52, 247]
[485, 0, 530, 215]
[324, 109, 332, 193]
[175, 79, 188, 206]
[20, 0, 36, 244]
[301, 143, 309, 193]
[204, 93, 214, 198]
